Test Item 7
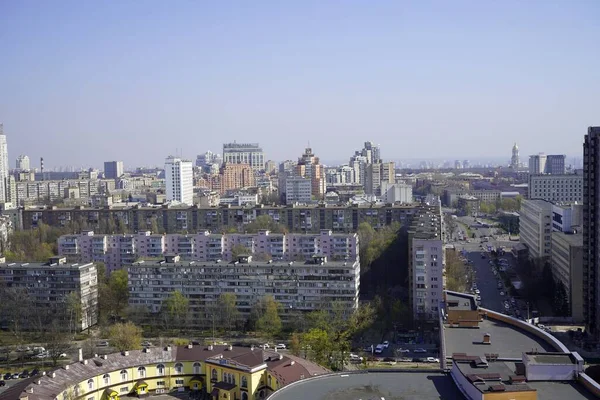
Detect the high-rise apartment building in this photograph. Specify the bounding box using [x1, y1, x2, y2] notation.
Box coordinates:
[220, 163, 254, 193]
[165, 156, 193, 205]
[103, 161, 124, 179]
[529, 153, 567, 175]
[223, 142, 265, 171]
[295, 148, 325, 199]
[546, 155, 567, 175]
[16, 154, 30, 171]
[0, 124, 8, 203]
[519, 199, 553, 261]
[366, 161, 395, 195]
[285, 177, 312, 204]
[583, 126, 600, 335]
[529, 153, 547, 174]
[362, 141, 381, 164]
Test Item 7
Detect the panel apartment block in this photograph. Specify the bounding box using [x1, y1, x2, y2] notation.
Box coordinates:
[127, 254, 360, 327]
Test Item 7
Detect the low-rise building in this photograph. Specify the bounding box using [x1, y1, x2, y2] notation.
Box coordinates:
[457, 195, 480, 216]
[0, 257, 98, 331]
[128, 254, 360, 327]
[0, 345, 328, 400]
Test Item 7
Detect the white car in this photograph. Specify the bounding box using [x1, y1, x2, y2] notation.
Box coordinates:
[349, 353, 363, 362]
[374, 345, 384, 354]
[413, 348, 427, 353]
[260, 344, 270, 349]
[426, 357, 440, 363]
[275, 344, 286, 350]
[398, 348, 410, 353]
[474, 289, 480, 294]
[382, 341, 390, 348]
[97, 341, 109, 347]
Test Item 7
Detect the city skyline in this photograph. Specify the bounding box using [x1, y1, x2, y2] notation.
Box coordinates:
[1, 2, 598, 166]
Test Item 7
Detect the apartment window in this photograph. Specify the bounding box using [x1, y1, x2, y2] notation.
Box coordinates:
[120, 370, 128, 382]
[212, 369, 217, 380]
[103, 374, 110, 385]
[138, 366, 146, 378]
[175, 379, 184, 385]
[241, 376, 248, 388]
[87, 379, 94, 390]
[193, 362, 201, 374]
[156, 381, 165, 387]
[120, 387, 129, 394]
[157, 364, 165, 376]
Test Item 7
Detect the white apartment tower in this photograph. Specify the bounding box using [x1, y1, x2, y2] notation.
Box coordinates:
[16, 154, 30, 171]
[165, 156, 193, 205]
[223, 142, 265, 171]
[0, 124, 8, 203]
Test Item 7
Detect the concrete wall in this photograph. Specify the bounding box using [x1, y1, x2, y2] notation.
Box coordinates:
[480, 308, 569, 353]
[525, 363, 577, 381]
[578, 373, 600, 397]
[450, 364, 483, 400]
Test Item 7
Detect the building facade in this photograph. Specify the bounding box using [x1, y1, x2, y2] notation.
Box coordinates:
[407, 205, 445, 320]
[2, 345, 327, 400]
[583, 126, 600, 335]
[529, 153, 547, 175]
[223, 142, 265, 171]
[551, 232, 584, 322]
[0, 124, 8, 203]
[294, 148, 326, 200]
[128, 254, 360, 326]
[16, 154, 30, 171]
[519, 199, 553, 261]
[546, 154, 567, 175]
[59, 230, 359, 272]
[528, 174, 583, 202]
[511, 143, 520, 169]
[0, 256, 98, 331]
[381, 182, 412, 204]
[285, 177, 312, 204]
[220, 163, 255, 194]
[104, 161, 124, 180]
[165, 157, 193, 205]
[24, 203, 425, 234]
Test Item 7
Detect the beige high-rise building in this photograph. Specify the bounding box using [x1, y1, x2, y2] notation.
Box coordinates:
[220, 163, 254, 193]
[295, 148, 325, 199]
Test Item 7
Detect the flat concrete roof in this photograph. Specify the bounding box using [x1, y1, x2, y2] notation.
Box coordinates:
[268, 372, 464, 400]
[528, 353, 575, 365]
[455, 360, 535, 394]
[444, 318, 555, 359]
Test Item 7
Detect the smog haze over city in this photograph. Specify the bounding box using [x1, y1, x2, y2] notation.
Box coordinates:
[1, 1, 599, 168]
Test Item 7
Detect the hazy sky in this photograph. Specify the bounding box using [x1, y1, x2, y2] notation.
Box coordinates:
[1, 1, 598, 169]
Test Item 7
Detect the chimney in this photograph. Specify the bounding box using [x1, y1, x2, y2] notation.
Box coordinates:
[82, 360, 88, 365]
[122, 351, 129, 356]
[78, 348, 83, 362]
[64, 365, 69, 370]
[143, 347, 150, 353]
[250, 345, 255, 351]
[35, 379, 42, 385]
[290, 361, 295, 365]
[187, 344, 193, 349]
[228, 344, 233, 351]
[27, 387, 33, 394]
[101, 355, 108, 360]
[278, 354, 283, 360]
[50, 372, 56, 378]
[94, 354, 98, 358]
[208, 345, 213, 351]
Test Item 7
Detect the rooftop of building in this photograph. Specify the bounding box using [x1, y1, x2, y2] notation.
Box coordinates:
[524, 351, 580, 365]
[409, 209, 442, 240]
[445, 291, 478, 311]
[266, 371, 464, 400]
[0, 345, 326, 400]
[0, 257, 93, 269]
[552, 231, 583, 247]
[131, 255, 358, 269]
[444, 318, 555, 359]
[453, 358, 535, 394]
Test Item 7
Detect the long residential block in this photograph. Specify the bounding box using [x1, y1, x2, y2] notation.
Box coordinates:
[59, 230, 359, 273]
[128, 254, 360, 327]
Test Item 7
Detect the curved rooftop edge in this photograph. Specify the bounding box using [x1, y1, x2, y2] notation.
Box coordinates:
[265, 369, 464, 400]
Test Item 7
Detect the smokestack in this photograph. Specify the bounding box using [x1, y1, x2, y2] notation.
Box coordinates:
[40, 157, 44, 181]
[78, 348, 83, 362]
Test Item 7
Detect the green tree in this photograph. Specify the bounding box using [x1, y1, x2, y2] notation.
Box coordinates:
[163, 290, 189, 329]
[303, 328, 330, 365]
[445, 250, 468, 292]
[44, 320, 72, 366]
[231, 244, 251, 259]
[217, 293, 240, 333]
[107, 321, 143, 352]
[66, 291, 83, 334]
[245, 215, 288, 234]
[253, 295, 282, 337]
[290, 333, 301, 356]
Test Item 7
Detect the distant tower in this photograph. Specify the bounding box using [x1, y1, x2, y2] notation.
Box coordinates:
[0, 124, 8, 202]
[511, 143, 520, 169]
[40, 157, 44, 181]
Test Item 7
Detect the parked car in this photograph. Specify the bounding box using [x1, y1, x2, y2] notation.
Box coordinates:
[30, 369, 40, 376]
[474, 289, 480, 294]
[35, 352, 49, 359]
[382, 341, 390, 348]
[413, 348, 427, 353]
[500, 291, 505, 296]
[11, 373, 20, 379]
[0, 380, 5, 387]
[3, 373, 11, 380]
[398, 348, 410, 353]
[426, 357, 440, 363]
[142, 341, 153, 347]
[374, 345, 385, 354]
[349, 354, 363, 362]
[191, 340, 201, 345]
[275, 344, 286, 350]
[16, 346, 30, 352]
[97, 341, 109, 347]
[19, 372, 29, 379]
